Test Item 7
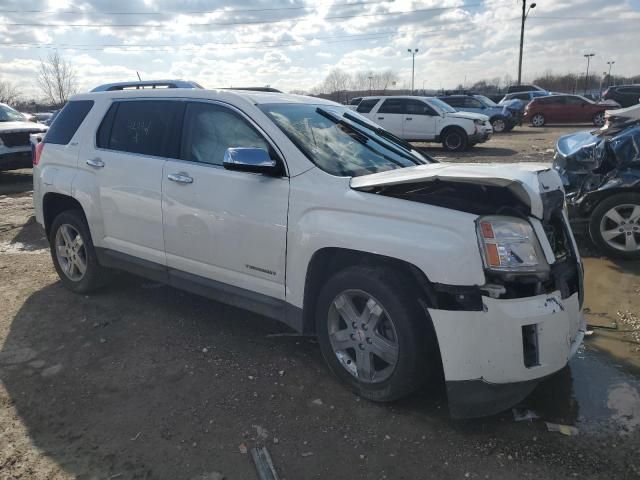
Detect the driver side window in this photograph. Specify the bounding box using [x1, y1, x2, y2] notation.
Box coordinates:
[181, 103, 270, 166]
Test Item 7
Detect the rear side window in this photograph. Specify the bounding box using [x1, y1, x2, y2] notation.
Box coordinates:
[96, 100, 182, 157]
[378, 99, 406, 114]
[356, 99, 379, 113]
[442, 97, 463, 107]
[45, 100, 93, 145]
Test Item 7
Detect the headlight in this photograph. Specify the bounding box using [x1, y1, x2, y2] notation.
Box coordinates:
[473, 119, 483, 125]
[476, 216, 549, 274]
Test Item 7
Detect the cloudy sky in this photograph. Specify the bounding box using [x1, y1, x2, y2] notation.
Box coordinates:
[1, 0, 639, 99]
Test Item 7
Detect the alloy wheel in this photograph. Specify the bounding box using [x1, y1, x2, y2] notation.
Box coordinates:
[594, 112, 605, 127]
[599, 204, 640, 252]
[55, 224, 87, 281]
[492, 119, 506, 133]
[532, 114, 545, 127]
[327, 289, 399, 384]
[445, 133, 462, 150]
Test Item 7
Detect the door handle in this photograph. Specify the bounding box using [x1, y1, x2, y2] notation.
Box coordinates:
[377, 116, 384, 120]
[167, 172, 194, 184]
[86, 158, 104, 168]
[406, 117, 413, 121]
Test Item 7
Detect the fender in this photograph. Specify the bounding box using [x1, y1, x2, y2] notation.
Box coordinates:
[285, 168, 485, 309]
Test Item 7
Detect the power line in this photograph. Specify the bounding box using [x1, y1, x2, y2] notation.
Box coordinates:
[0, 3, 488, 28]
[0, 0, 389, 15]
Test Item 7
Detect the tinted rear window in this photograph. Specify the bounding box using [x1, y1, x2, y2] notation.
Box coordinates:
[356, 99, 379, 113]
[378, 99, 406, 114]
[45, 100, 94, 145]
[96, 100, 182, 157]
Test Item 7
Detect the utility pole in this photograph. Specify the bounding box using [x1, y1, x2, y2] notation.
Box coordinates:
[584, 53, 595, 95]
[517, 1, 536, 85]
[607, 61, 615, 86]
[368, 75, 373, 96]
[407, 48, 418, 94]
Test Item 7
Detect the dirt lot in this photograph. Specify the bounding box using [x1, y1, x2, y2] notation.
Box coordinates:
[1, 125, 640, 480]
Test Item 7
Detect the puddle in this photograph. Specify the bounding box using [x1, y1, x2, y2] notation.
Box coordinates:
[523, 346, 640, 435]
[581, 257, 640, 369]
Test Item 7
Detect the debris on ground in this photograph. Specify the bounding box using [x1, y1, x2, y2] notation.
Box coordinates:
[512, 408, 539, 422]
[300, 452, 314, 457]
[311, 398, 323, 406]
[238, 443, 248, 454]
[545, 422, 579, 436]
[250, 446, 280, 480]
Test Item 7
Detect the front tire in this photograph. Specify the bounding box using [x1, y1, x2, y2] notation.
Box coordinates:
[490, 117, 506, 133]
[589, 193, 640, 259]
[315, 266, 435, 402]
[441, 128, 469, 152]
[531, 113, 545, 127]
[50, 209, 111, 293]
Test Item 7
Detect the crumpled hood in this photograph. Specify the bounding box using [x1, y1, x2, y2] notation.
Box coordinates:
[445, 111, 489, 122]
[0, 121, 48, 133]
[350, 162, 564, 219]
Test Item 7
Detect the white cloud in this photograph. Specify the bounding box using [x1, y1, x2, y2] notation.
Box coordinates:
[0, 0, 638, 99]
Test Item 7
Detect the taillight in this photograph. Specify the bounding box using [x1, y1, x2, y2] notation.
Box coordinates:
[33, 141, 45, 166]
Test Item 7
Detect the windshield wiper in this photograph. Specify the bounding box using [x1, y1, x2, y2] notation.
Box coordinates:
[316, 108, 425, 166]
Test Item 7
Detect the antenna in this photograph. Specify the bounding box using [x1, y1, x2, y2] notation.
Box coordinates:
[136, 71, 142, 81]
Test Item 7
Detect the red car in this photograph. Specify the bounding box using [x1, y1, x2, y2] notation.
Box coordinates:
[524, 94, 619, 127]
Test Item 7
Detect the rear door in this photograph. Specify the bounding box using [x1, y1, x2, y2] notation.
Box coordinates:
[161, 101, 289, 301]
[81, 99, 182, 265]
[563, 96, 590, 122]
[402, 99, 438, 140]
[372, 98, 406, 136]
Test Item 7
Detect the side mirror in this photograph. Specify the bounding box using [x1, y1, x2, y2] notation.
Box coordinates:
[223, 147, 279, 175]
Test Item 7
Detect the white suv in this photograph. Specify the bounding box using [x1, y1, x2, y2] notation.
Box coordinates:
[354, 96, 493, 151]
[33, 81, 585, 418]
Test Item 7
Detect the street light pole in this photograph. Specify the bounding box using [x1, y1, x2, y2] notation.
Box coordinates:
[368, 75, 373, 96]
[607, 61, 615, 86]
[584, 53, 595, 95]
[407, 48, 418, 94]
[517, 1, 536, 85]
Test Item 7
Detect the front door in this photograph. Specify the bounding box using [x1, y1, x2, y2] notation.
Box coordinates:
[161, 101, 289, 301]
[402, 99, 438, 140]
[81, 99, 182, 265]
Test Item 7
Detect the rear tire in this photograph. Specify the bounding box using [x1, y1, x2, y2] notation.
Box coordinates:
[315, 265, 435, 402]
[593, 111, 605, 127]
[589, 193, 640, 260]
[441, 128, 469, 152]
[50, 209, 112, 293]
[531, 113, 545, 127]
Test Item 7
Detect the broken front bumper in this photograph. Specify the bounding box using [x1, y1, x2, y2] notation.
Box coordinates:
[429, 291, 585, 418]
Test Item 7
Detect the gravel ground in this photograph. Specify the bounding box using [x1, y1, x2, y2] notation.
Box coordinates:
[1, 124, 640, 480]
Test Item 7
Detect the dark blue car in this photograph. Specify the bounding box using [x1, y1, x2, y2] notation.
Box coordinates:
[438, 95, 516, 133]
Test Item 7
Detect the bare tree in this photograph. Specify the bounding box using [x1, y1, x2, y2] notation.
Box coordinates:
[320, 68, 351, 102]
[37, 52, 78, 107]
[0, 79, 21, 105]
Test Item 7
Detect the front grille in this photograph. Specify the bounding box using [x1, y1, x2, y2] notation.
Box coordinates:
[0, 132, 30, 147]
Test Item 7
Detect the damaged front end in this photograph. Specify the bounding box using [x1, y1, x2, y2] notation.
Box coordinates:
[554, 109, 640, 221]
[351, 163, 585, 417]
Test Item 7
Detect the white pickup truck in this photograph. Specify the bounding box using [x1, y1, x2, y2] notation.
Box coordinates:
[354, 96, 493, 151]
[33, 82, 584, 418]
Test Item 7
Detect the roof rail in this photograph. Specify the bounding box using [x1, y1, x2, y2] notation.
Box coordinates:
[90, 79, 204, 92]
[221, 87, 283, 93]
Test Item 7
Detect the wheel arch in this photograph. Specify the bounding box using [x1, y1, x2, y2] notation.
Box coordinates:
[42, 192, 86, 238]
[301, 247, 439, 335]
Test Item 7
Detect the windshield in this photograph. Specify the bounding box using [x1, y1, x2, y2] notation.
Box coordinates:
[0, 104, 26, 122]
[260, 103, 429, 177]
[476, 95, 498, 107]
[425, 98, 456, 114]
